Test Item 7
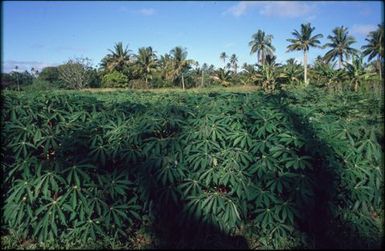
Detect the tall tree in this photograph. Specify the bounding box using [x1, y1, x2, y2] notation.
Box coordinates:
[170, 46, 194, 90]
[249, 29, 275, 65]
[361, 23, 384, 80]
[58, 57, 93, 89]
[287, 23, 323, 85]
[101, 42, 132, 72]
[220, 52, 228, 67]
[230, 54, 238, 74]
[159, 53, 174, 81]
[134, 47, 158, 87]
[14, 65, 19, 91]
[323, 26, 358, 69]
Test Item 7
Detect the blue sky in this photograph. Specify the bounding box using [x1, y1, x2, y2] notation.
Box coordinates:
[2, 1, 383, 72]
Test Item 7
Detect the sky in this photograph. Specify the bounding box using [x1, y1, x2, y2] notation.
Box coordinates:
[2, 1, 384, 73]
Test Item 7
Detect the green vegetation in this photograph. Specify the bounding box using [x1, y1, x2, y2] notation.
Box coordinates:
[1, 22, 383, 249]
[1, 86, 383, 249]
[2, 23, 383, 92]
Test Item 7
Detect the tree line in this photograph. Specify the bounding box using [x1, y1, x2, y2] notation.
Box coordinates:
[2, 23, 383, 92]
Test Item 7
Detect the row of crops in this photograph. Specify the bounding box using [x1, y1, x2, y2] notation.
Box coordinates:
[1, 88, 383, 249]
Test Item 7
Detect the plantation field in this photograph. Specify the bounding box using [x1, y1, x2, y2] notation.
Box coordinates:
[80, 85, 261, 93]
[1, 87, 383, 249]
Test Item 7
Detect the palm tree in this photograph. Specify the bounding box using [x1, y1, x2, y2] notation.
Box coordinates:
[311, 60, 347, 90]
[211, 68, 232, 87]
[323, 26, 358, 69]
[240, 63, 257, 85]
[287, 23, 323, 85]
[249, 29, 275, 65]
[14, 65, 20, 91]
[220, 52, 228, 67]
[282, 58, 303, 86]
[159, 53, 174, 81]
[255, 56, 283, 91]
[102, 42, 132, 72]
[134, 47, 158, 87]
[361, 23, 384, 80]
[230, 54, 238, 74]
[345, 55, 376, 92]
[226, 62, 232, 71]
[201, 63, 209, 87]
[242, 63, 257, 74]
[170, 46, 194, 90]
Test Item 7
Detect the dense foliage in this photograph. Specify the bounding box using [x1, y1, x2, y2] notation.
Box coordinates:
[3, 23, 382, 92]
[1, 87, 383, 249]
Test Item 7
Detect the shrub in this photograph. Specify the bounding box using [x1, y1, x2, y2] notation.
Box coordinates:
[39, 67, 61, 84]
[88, 69, 102, 88]
[101, 71, 129, 88]
[22, 79, 57, 91]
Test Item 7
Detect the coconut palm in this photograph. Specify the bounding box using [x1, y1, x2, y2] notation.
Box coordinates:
[159, 53, 174, 81]
[230, 54, 238, 74]
[200, 63, 209, 87]
[287, 23, 323, 86]
[323, 26, 359, 69]
[101, 42, 132, 72]
[361, 23, 384, 80]
[220, 52, 228, 67]
[134, 47, 158, 87]
[249, 29, 275, 65]
[170, 46, 194, 90]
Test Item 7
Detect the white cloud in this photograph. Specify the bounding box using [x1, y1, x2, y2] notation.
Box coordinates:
[2, 60, 57, 73]
[224, 1, 316, 19]
[259, 2, 315, 18]
[118, 7, 156, 16]
[224, 1, 258, 17]
[351, 24, 377, 36]
[137, 8, 156, 16]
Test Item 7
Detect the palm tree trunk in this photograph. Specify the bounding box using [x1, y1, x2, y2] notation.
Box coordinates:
[257, 51, 260, 64]
[262, 51, 265, 65]
[338, 54, 342, 69]
[17, 74, 20, 91]
[145, 76, 148, 89]
[181, 73, 185, 90]
[378, 55, 382, 81]
[304, 50, 308, 86]
[354, 81, 358, 92]
[201, 70, 204, 88]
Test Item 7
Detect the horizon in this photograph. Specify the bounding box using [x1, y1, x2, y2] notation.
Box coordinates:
[2, 0, 384, 73]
